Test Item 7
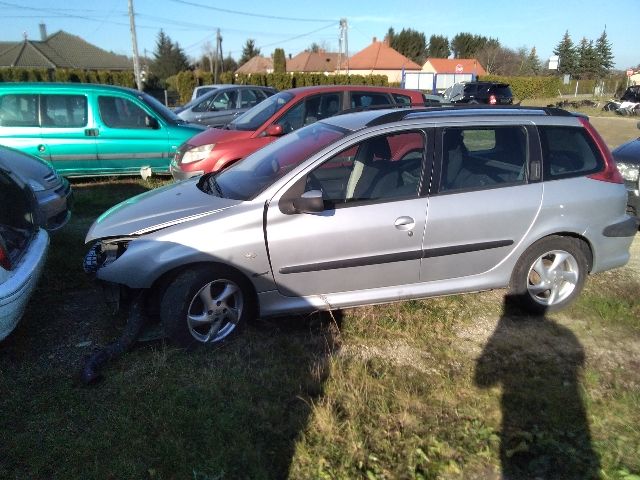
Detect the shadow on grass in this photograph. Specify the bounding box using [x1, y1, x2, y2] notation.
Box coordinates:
[475, 295, 600, 479]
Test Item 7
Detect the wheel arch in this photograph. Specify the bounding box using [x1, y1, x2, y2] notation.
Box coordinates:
[146, 260, 260, 318]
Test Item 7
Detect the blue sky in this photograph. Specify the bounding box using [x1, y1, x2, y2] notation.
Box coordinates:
[2, 0, 638, 70]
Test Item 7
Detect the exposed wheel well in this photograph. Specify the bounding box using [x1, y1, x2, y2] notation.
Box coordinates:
[528, 233, 594, 273]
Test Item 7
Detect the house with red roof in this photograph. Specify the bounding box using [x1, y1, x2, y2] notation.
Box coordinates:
[287, 51, 340, 74]
[348, 38, 422, 83]
[422, 58, 486, 76]
[235, 56, 273, 75]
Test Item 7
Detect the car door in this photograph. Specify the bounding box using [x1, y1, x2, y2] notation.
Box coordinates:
[94, 94, 170, 175]
[266, 129, 431, 297]
[38, 93, 98, 175]
[420, 124, 543, 282]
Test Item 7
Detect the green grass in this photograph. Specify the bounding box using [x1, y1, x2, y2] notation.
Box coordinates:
[1, 129, 639, 479]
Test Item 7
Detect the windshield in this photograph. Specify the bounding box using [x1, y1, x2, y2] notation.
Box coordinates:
[138, 91, 186, 124]
[227, 91, 294, 131]
[209, 121, 348, 200]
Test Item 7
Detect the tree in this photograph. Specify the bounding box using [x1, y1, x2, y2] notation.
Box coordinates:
[389, 28, 427, 64]
[223, 55, 238, 73]
[151, 30, 190, 83]
[553, 30, 578, 77]
[594, 29, 614, 77]
[273, 48, 286, 73]
[518, 46, 541, 76]
[239, 39, 261, 66]
[426, 34, 450, 58]
[577, 37, 599, 79]
[451, 33, 498, 59]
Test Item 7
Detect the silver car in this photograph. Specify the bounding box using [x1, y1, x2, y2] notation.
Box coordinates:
[85, 106, 637, 347]
[0, 145, 72, 231]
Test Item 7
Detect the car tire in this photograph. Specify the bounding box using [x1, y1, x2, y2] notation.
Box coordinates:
[509, 236, 588, 314]
[160, 265, 255, 348]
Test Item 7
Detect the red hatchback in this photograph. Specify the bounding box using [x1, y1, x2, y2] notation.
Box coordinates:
[170, 85, 426, 180]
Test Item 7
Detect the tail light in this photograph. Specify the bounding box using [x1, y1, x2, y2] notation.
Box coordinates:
[489, 94, 497, 105]
[579, 117, 624, 183]
[0, 243, 10, 270]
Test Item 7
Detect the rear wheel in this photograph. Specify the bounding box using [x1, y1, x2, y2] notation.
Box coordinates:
[160, 265, 255, 347]
[510, 236, 588, 313]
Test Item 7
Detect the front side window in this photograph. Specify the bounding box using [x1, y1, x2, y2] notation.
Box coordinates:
[275, 93, 341, 133]
[304, 131, 426, 206]
[0, 94, 38, 127]
[98, 96, 150, 129]
[538, 126, 603, 180]
[439, 126, 528, 192]
[41, 94, 87, 128]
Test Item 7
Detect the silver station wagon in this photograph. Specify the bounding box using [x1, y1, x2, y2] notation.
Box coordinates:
[85, 106, 637, 347]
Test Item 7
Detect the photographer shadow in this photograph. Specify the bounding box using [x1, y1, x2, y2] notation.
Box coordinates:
[475, 295, 600, 479]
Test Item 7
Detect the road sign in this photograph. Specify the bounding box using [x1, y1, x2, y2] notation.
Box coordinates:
[627, 69, 634, 77]
[455, 64, 464, 73]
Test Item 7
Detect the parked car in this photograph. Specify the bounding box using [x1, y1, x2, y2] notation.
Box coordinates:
[190, 85, 219, 101]
[85, 105, 636, 348]
[0, 165, 49, 341]
[612, 121, 640, 219]
[174, 85, 277, 127]
[0, 83, 205, 177]
[0, 145, 72, 231]
[443, 81, 513, 105]
[170, 85, 426, 180]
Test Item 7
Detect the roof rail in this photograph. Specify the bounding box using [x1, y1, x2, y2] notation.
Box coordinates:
[364, 104, 576, 127]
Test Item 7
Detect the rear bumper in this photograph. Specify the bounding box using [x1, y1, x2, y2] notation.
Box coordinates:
[626, 187, 640, 219]
[0, 229, 49, 341]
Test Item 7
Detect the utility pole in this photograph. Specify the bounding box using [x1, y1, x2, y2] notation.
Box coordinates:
[214, 29, 223, 83]
[337, 19, 349, 74]
[128, 0, 143, 90]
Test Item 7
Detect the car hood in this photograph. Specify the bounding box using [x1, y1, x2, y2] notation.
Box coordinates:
[186, 127, 255, 147]
[85, 179, 241, 242]
[612, 138, 640, 165]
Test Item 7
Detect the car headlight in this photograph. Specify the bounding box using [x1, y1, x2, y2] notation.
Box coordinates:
[28, 179, 45, 192]
[180, 144, 216, 165]
[616, 162, 639, 182]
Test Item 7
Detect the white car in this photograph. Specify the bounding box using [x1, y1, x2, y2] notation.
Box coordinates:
[0, 167, 49, 341]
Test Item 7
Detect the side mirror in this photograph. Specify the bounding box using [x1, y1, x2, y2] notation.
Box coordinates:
[146, 115, 160, 129]
[265, 124, 284, 137]
[292, 189, 324, 213]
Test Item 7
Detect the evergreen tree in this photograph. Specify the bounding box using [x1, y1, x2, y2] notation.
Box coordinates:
[553, 30, 578, 76]
[239, 39, 261, 66]
[526, 46, 541, 75]
[451, 33, 497, 59]
[273, 48, 286, 73]
[426, 34, 450, 58]
[151, 29, 190, 82]
[594, 28, 614, 77]
[577, 37, 599, 79]
[307, 42, 321, 53]
[389, 28, 427, 64]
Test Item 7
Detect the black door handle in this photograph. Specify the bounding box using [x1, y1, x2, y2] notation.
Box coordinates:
[85, 128, 99, 137]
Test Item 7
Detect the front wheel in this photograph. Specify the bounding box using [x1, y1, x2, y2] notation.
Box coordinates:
[160, 265, 255, 347]
[510, 236, 588, 314]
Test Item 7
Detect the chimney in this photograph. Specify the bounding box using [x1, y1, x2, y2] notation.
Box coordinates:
[372, 37, 377, 43]
[39, 23, 47, 41]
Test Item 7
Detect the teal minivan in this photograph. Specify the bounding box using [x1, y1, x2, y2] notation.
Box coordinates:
[0, 83, 205, 177]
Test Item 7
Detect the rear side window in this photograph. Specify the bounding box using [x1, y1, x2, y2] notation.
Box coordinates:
[392, 94, 412, 105]
[440, 126, 528, 192]
[538, 126, 603, 180]
[0, 94, 38, 127]
[41, 94, 87, 128]
[351, 92, 391, 108]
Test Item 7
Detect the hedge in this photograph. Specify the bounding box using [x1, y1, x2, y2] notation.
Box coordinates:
[170, 70, 389, 105]
[0, 67, 137, 88]
[479, 75, 562, 101]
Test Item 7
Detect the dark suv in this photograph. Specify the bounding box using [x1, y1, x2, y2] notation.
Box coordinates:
[445, 81, 513, 105]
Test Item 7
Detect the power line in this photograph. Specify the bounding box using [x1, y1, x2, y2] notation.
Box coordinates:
[165, 0, 335, 23]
